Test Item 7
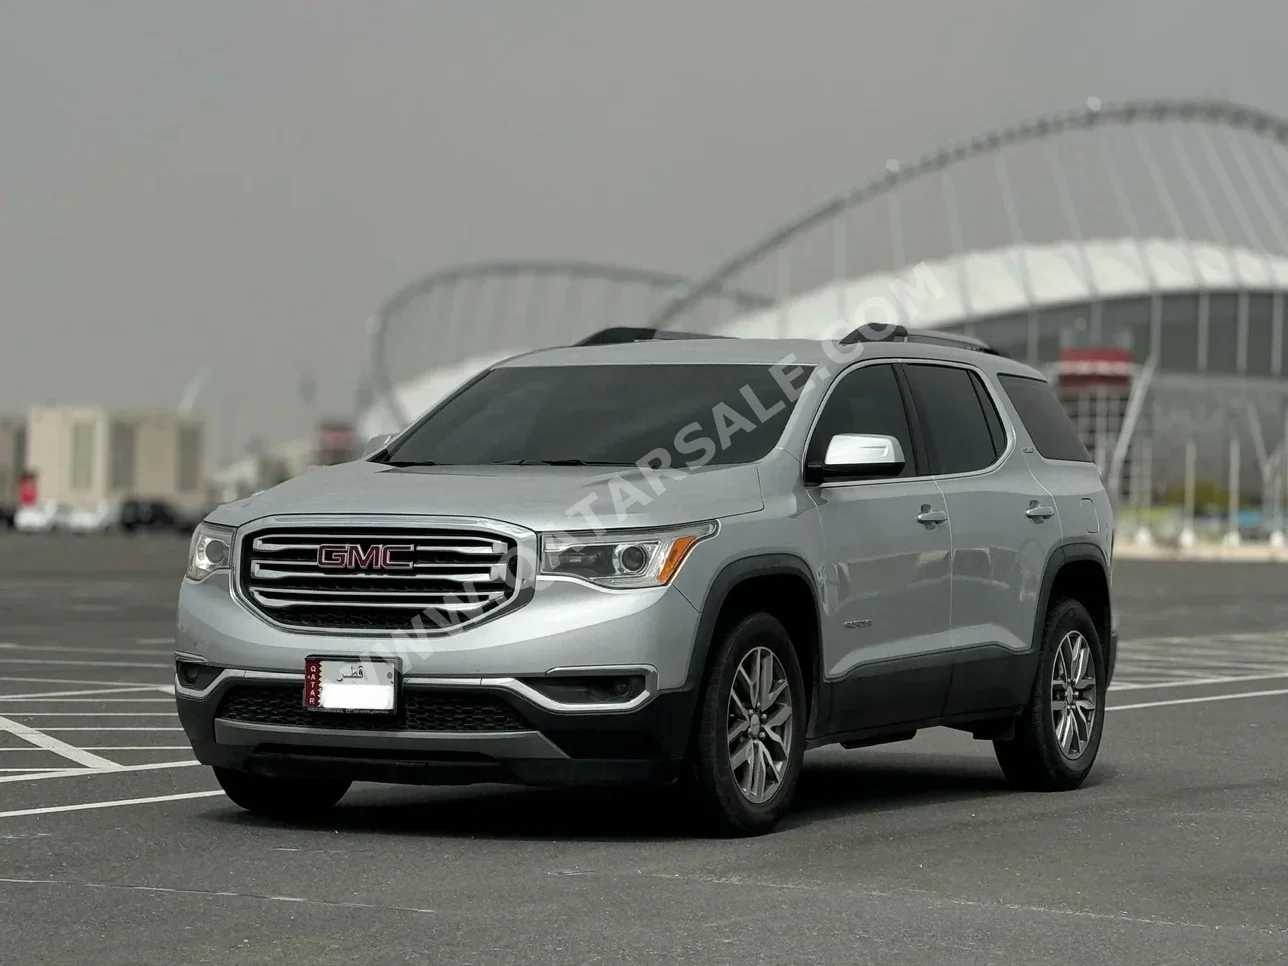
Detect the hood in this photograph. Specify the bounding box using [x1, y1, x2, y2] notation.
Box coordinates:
[207, 460, 765, 532]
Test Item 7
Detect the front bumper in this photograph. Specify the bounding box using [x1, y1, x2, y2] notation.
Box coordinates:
[178, 571, 703, 689]
[176, 534, 708, 785]
[176, 671, 697, 787]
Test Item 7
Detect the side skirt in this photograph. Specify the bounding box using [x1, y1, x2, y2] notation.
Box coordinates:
[806, 708, 1025, 752]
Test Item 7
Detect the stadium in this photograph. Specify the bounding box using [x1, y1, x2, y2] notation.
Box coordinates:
[359, 98, 1288, 539]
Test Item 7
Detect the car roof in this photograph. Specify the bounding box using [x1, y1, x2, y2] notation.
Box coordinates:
[497, 336, 1047, 380]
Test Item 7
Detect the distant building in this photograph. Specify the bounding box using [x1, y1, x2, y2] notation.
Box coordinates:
[0, 416, 24, 507]
[208, 420, 357, 503]
[24, 406, 207, 513]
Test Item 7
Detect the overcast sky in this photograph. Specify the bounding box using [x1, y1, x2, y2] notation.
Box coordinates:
[3, 0, 1288, 459]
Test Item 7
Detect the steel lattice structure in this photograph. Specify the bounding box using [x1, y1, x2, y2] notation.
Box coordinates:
[647, 97, 1288, 332]
[363, 98, 1288, 510]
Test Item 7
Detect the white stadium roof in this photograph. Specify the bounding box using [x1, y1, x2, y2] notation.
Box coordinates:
[360, 237, 1288, 437]
[719, 237, 1288, 338]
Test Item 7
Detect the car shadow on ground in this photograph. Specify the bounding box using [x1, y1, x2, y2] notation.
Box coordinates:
[204, 752, 1060, 842]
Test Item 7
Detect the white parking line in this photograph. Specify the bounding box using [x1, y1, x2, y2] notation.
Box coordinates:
[0, 645, 182, 657]
[136, 638, 175, 645]
[7, 713, 178, 717]
[82, 746, 192, 751]
[0, 746, 192, 753]
[0, 790, 222, 820]
[1111, 688, 1288, 711]
[1, 677, 172, 688]
[1111, 672, 1288, 691]
[0, 659, 171, 669]
[0, 715, 118, 769]
[0, 697, 174, 703]
[0, 760, 199, 785]
[36, 727, 182, 732]
[0, 688, 168, 701]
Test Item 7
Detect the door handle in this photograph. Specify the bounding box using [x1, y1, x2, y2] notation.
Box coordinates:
[1026, 501, 1056, 520]
[917, 505, 948, 525]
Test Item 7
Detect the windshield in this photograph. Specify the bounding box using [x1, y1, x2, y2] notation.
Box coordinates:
[382, 363, 812, 468]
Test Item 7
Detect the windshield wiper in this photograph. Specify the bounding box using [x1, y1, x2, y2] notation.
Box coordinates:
[489, 459, 631, 467]
[379, 460, 440, 467]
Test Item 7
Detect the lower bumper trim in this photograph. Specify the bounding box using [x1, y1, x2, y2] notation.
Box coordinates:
[192, 740, 681, 787]
[212, 718, 568, 759]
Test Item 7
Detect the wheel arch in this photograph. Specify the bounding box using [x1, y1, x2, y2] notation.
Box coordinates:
[686, 554, 825, 737]
[1034, 540, 1115, 685]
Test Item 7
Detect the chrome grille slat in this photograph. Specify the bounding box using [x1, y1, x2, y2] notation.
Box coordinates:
[240, 526, 520, 631]
[250, 562, 499, 582]
[249, 591, 501, 612]
[250, 586, 506, 600]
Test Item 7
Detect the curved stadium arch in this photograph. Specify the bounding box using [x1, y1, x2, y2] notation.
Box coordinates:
[363, 98, 1288, 507]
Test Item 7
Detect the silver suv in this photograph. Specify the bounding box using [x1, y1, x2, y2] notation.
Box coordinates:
[176, 326, 1116, 835]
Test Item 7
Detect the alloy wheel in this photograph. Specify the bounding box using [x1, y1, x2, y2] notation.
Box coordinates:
[1051, 630, 1098, 759]
[727, 646, 794, 804]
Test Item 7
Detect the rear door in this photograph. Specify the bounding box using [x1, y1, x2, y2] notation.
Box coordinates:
[903, 362, 1059, 716]
[806, 361, 954, 734]
[996, 373, 1113, 552]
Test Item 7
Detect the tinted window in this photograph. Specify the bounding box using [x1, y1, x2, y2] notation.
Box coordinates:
[905, 364, 998, 475]
[384, 364, 811, 468]
[998, 374, 1093, 462]
[807, 364, 915, 477]
[973, 376, 1007, 457]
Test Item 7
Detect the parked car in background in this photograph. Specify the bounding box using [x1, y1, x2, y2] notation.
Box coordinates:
[14, 501, 73, 532]
[120, 498, 196, 533]
[66, 501, 123, 534]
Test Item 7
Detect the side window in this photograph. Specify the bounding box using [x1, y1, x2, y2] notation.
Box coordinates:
[973, 376, 1008, 457]
[998, 374, 1093, 462]
[807, 364, 915, 477]
[904, 364, 999, 475]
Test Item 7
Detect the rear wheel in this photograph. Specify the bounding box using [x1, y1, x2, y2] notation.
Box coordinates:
[686, 613, 806, 836]
[213, 767, 350, 818]
[995, 598, 1104, 791]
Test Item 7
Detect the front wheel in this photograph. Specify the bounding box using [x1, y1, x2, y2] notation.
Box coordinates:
[994, 598, 1105, 791]
[686, 613, 807, 836]
[213, 767, 351, 819]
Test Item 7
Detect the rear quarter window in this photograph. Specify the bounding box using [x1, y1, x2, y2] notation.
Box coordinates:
[998, 374, 1093, 462]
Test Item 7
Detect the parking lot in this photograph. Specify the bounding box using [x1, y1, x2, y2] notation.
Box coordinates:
[0, 534, 1284, 965]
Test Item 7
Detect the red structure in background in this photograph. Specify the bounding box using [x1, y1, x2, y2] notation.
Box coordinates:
[315, 422, 356, 466]
[1054, 347, 1136, 476]
[17, 472, 37, 507]
[1055, 347, 1135, 390]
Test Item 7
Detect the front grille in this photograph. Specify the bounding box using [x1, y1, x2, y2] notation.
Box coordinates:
[239, 526, 519, 631]
[217, 685, 530, 732]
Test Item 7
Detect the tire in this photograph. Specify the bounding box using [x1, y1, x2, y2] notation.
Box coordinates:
[685, 613, 807, 836]
[995, 598, 1105, 791]
[213, 767, 351, 818]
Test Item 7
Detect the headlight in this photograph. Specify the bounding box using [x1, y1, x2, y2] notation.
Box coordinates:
[186, 523, 234, 581]
[539, 522, 716, 589]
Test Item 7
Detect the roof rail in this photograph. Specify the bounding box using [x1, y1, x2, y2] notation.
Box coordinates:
[575, 327, 730, 346]
[838, 324, 1003, 356]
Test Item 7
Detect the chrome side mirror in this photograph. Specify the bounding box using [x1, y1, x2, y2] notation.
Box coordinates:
[362, 434, 394, 458]
[808, 433, 906, 482]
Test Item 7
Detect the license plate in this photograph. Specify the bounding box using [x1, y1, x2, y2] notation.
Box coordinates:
[304, 658, 397, 713]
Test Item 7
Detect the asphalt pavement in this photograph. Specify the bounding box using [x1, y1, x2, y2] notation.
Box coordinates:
[0, 533, 1284, 965]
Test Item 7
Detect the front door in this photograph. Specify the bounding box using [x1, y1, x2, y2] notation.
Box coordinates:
[807, 362, 953, 734]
